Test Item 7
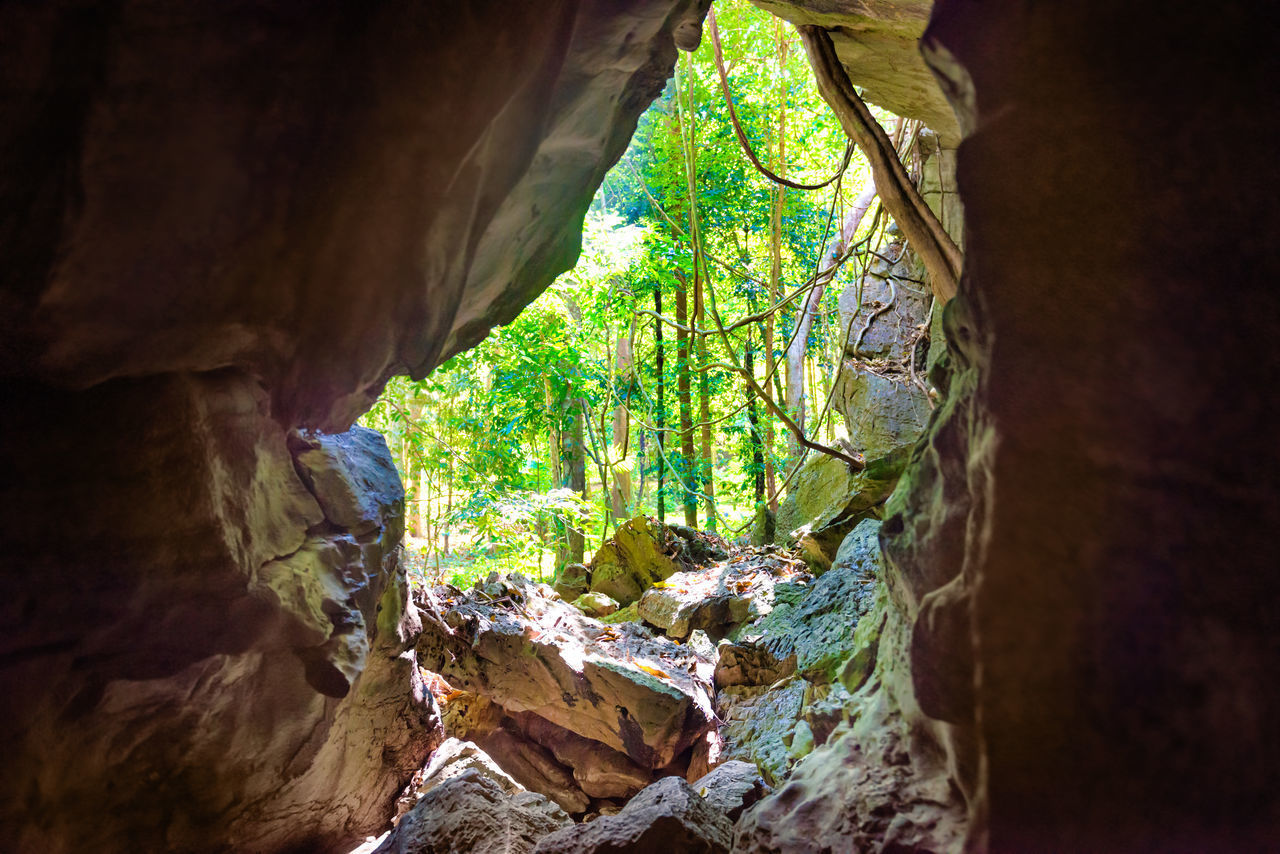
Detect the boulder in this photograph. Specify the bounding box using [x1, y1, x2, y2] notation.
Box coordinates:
[572, 592, 619, 618]
[731, 725, 965, 854]
[533, 776, 732, 854]
[292, 427, 405, 536]
[417, 575, 716, 770]
[836, 365, 931, 468]
[729, 563, 966, 854]
[514, 713, 654, 800]
[588, 516, 686, 605]
[417, 738, 522, 798]
[375, 770, 570, 854]
[736, 560, 880, 685]
[552, 564, 590, 602]
[716, 679, 807, 786]
[713, 640, 797, 689]
[480, 727, 591, 815]
[690, 760, 771, 822]
[774, 450, 908, 556]
[637, 574, 757, 641]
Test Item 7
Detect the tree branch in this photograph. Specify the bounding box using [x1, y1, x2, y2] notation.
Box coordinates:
[797, 25, 962, 303]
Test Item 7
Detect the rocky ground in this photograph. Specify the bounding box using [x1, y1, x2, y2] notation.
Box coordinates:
[344, 512, 910, 853]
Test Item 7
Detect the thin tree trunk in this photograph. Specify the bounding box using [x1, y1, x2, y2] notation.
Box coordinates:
[675, 272, 697, 528]
[694, 264, 716, 532]
[785, 181, 878, 458]
[565, 397, 586, 565]
[416, 468, 428, 540]
[654, 286, 667, 524]
[745, 343, 765, 504]
[798, 26, 961, 302]
[763, 23, 788, 511]
[444, 454, 452, 557]
[611, 326, 634, 525]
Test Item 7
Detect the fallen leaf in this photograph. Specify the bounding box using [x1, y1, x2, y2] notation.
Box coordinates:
[633, 661, 670, 680]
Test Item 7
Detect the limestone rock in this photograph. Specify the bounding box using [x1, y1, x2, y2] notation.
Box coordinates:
[731, 725, 965, 854]
[748, 0, 958, 144]
[690, 760, 771, 822]
[830, 518, 884, 576]
[588, 516, 686, 605]
[802, 682, 857, 747]
[515, 713, 654, 800]
[553, 564, 590, 602]
[0, 1, 714, 849]
[417, 575, 716, 770]
[737, 559, 880, 685]
[774, 450, 908, 554]
[533, 776, 732, 854]
[717, 680, 807, 786]
[292, 427, 405, 535]
[2, 0, 714, 431]
[836, 365, 932, 466]
[375, 770, 569, 854]
[599, 601, 643, 625]
[731, 566, 966, 853]
[419, 739, 522, 798]
[572, 592, 619, 618]
[480, 727, 591, 815]
[713, 640, 797, 689]
[636, 567, 766, 641]
[0, 373, 442, 854]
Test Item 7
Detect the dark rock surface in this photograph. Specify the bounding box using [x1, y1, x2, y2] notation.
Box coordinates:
[375, 769, 569, 854]
[1, 0, 712, 430]
[1, 381, 442, 852]
[690, 760, 771, 822]
[0, 3, 710, 850]
[909, 1, 1280, 848]
[534, 776, 732, 854]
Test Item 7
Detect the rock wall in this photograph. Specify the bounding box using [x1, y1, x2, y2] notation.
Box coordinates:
[757, 0, 1280, 851]
[917, 1, 1280, 849]
[0, 2, 710, 851]
[738, 1, 1280, 851]
[1, 377, 439, 852]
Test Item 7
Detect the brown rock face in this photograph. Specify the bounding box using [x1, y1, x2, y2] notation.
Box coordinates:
[1, 0, 711, 430]
[0, 2, 710, 851]
[1, 377, 442, 852]
[912, 1, 1280, 849]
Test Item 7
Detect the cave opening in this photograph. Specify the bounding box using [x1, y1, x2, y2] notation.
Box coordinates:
[2, 1, 1278, 853]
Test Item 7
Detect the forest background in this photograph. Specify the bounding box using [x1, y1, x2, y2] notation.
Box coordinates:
[361, 0, 918, 587]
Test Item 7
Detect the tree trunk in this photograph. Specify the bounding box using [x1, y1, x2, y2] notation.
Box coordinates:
[565, 397, 586, 565]
[610, 326, 634, 525]
[444, 453, 453, 558]
[784, 181, 878, 460]
[745, 343, 765, 504]
[763, 27, 788, 511]
[675, 272, 697, 528]
[416, 468, 428, 540]
[693, 270, 716, 531]
[653, 286, 666, 524]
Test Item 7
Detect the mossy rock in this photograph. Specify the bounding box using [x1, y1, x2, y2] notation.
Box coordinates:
[588, 516, 681, 606]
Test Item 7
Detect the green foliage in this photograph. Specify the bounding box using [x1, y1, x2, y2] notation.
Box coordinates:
[361, 0, 902, 580]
